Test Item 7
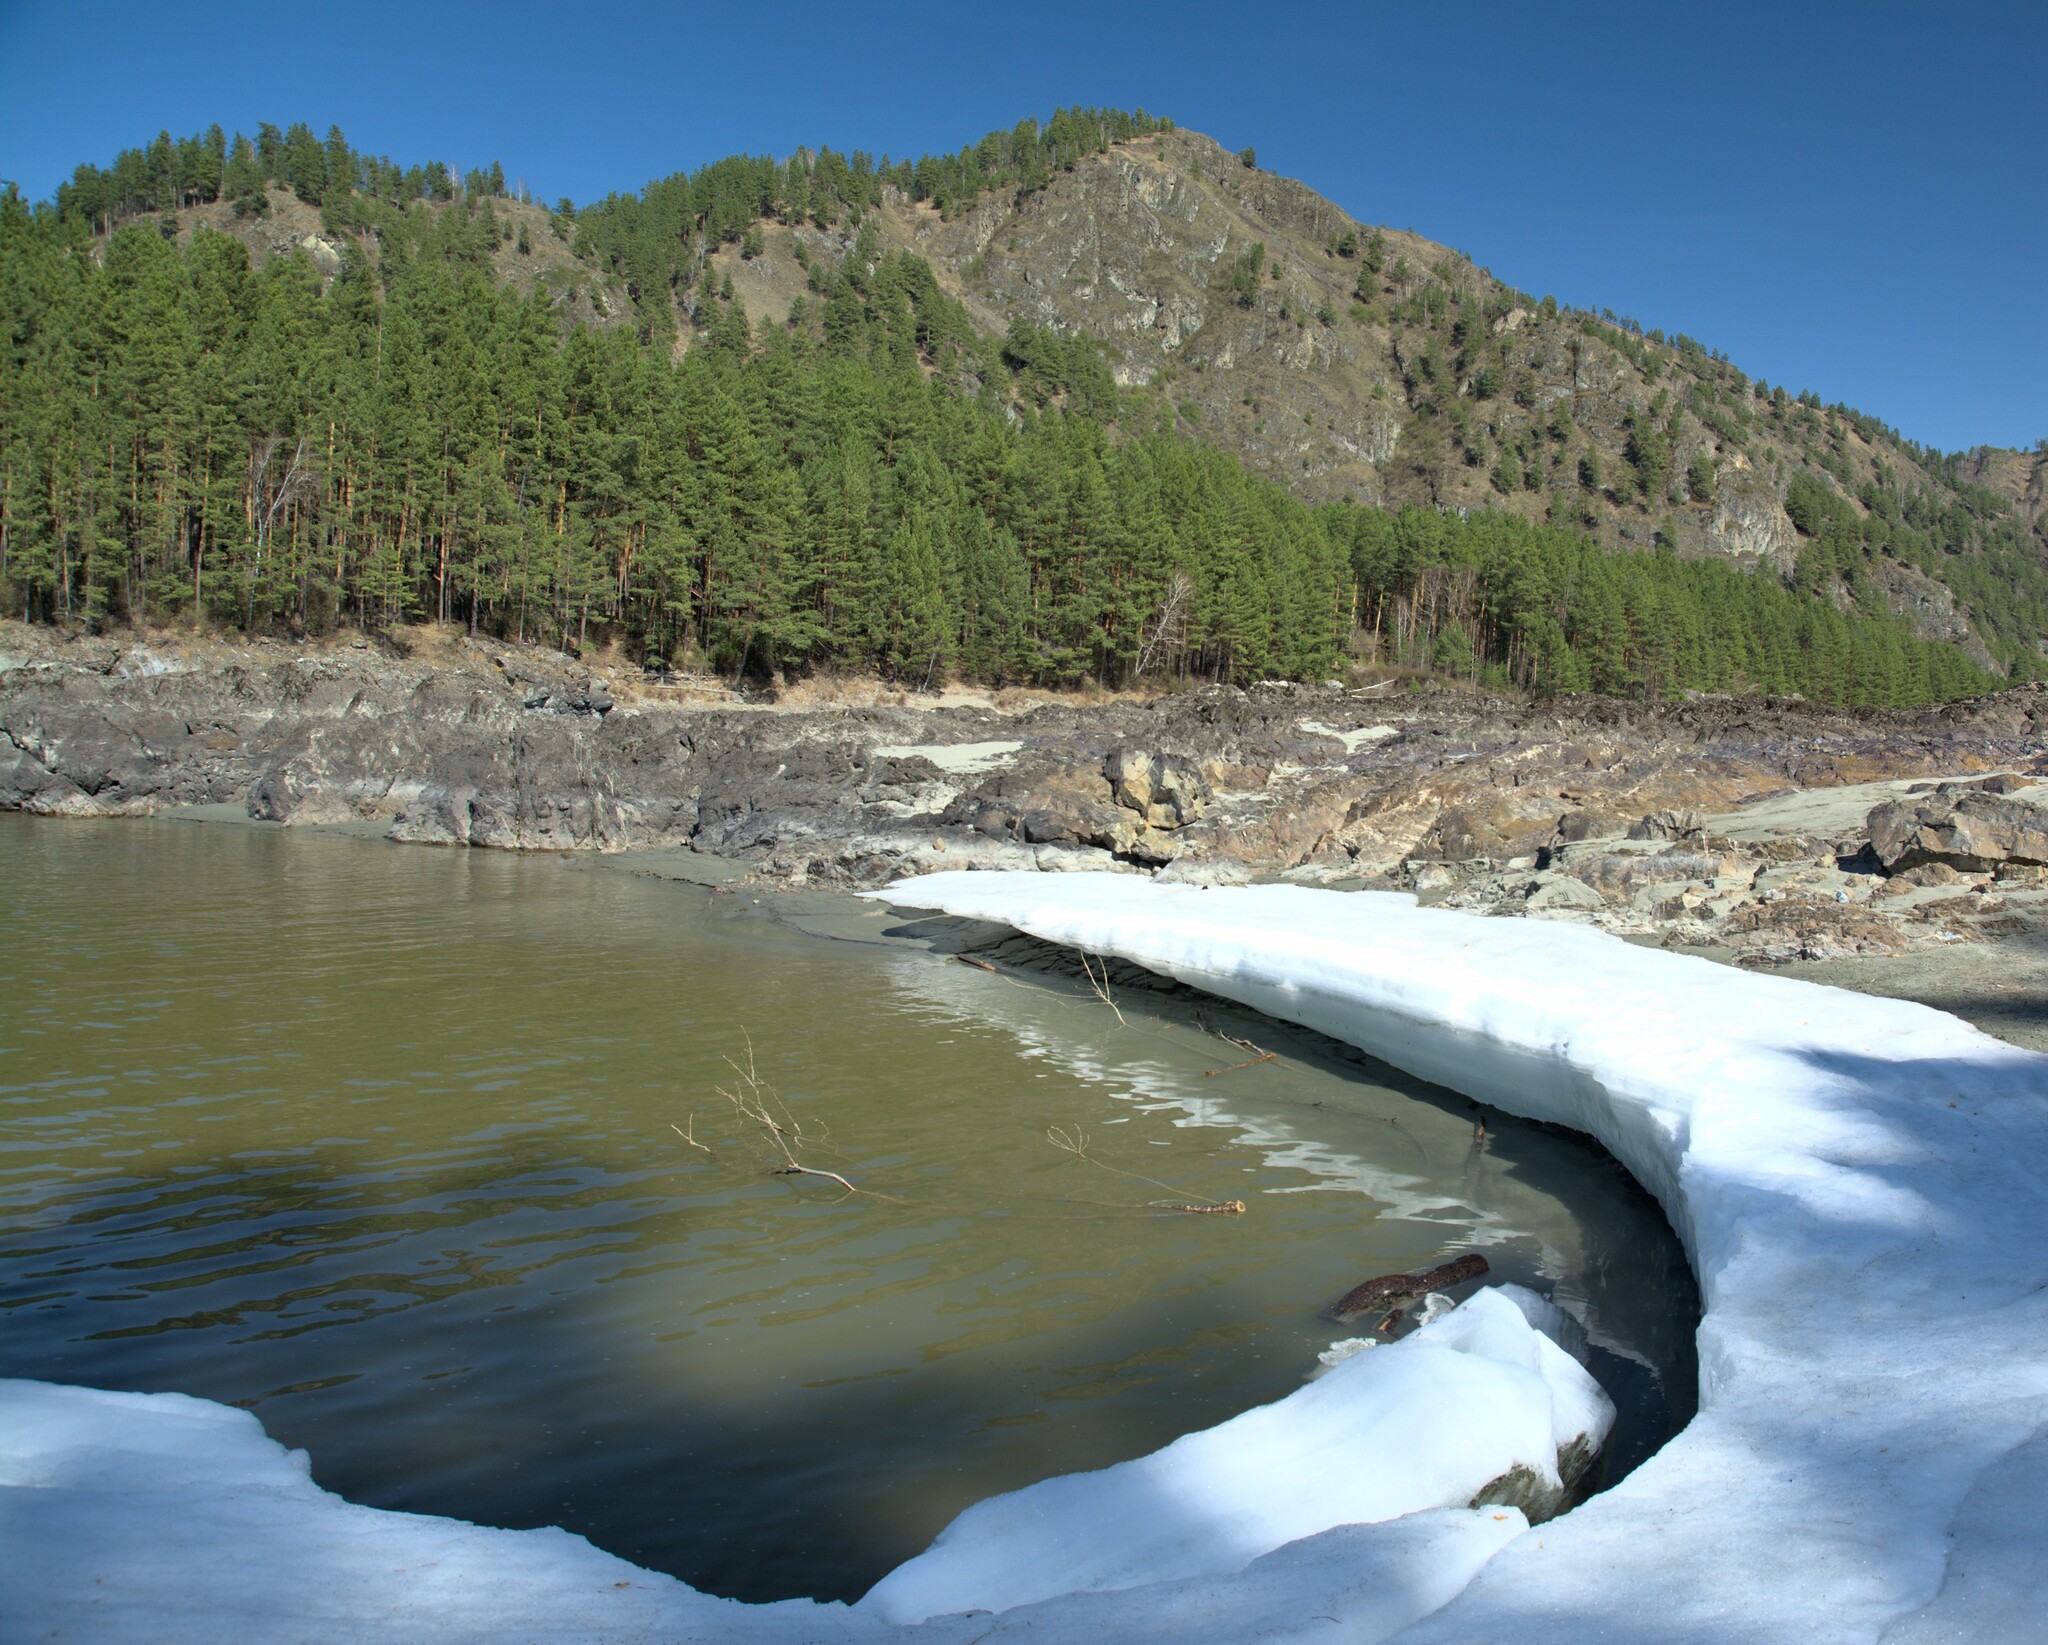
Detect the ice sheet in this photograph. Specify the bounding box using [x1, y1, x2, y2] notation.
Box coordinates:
[0, 1371, 1530, 1645]
[861, 1286, 1609, 1623]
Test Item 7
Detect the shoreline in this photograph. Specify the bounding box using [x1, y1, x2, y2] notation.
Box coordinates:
[7, 611, 2044, 1051]
[868, 871, 2048, 1642]
[136, 791, 2048, 1059]
[9, 852, 2041, 1642]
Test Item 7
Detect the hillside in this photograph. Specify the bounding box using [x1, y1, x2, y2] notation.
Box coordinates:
[118, 184, 633, 337]
[0, 112, 2035, 707]
[590, 125, 2045, 675]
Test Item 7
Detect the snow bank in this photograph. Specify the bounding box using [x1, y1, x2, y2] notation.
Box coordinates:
[0, 1379, 838, 1645]
[861, 1285, 1609, 1623]
[0, 1375, 1529, 1645]
[11, 871, 2047, 1643]
[867, 873, 2048, 1643]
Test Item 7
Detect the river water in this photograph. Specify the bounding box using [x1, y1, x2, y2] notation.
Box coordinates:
[0, 813, 1696, 1603]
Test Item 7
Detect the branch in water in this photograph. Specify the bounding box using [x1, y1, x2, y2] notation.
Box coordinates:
[1047, 1123, 1244, 1215]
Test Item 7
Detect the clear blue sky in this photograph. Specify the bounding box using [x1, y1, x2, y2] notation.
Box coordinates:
[2, 0, 2040, 455]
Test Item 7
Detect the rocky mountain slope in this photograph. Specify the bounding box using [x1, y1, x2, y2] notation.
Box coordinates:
[692, 127, 2043, 669]
[62, 116, 2048, 678]
[149, 185, 633, 336]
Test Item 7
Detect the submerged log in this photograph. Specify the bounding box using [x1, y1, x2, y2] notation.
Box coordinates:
[1320, 1253, 1489, 1323]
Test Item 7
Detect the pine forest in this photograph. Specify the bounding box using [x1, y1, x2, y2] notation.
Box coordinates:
[0, 114, 2026, 707]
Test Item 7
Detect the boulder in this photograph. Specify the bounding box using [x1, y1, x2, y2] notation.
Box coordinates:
[1866, 791, 2048, 874]
[1019, 799, 1126, 850]
[1524, 873, 1607, 912]
[1553, 808, 1628, 845]
[1104, 747, 1210, 828]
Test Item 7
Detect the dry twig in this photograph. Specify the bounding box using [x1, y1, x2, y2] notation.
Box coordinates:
[1203, 1032, 1277, 1077]
[1078, 952, 1126, 1026]
[670, 1115, 717, 1159]
[1045, 1123, 1244, 1215]
[691, 1030, 903, 1203]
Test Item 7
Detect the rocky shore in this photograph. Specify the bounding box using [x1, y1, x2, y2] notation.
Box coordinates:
[5, 622, 2045, 1011]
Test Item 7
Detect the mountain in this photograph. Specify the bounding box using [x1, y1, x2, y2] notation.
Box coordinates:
[0, 112, 2037, 705]
[658, 125, 2044, 674]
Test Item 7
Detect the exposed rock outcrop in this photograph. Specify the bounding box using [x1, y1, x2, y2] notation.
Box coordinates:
[5, 624, 2046, 965]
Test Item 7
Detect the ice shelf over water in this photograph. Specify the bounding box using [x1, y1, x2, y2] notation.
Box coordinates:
[860, 1285, 1609, 1624]
[9, 873, 2048, 1642]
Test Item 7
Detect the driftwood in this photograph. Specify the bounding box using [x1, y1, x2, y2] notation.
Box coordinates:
[1321, 1254, 1490, 1323]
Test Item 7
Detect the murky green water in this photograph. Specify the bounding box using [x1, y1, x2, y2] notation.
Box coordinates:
[0, 814, 1695, 1602]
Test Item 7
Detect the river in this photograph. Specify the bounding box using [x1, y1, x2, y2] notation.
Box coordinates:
[0, 812, 1696, 1602]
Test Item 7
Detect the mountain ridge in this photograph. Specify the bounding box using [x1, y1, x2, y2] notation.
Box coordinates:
[554, 117, 2043, 672]
[7, 111, 2042, 698]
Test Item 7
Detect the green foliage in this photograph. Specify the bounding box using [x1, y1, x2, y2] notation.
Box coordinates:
[1226, 241, 1266, 308]
[0, 185, 1347, 688]
[1625, 417, 1671, 502]
[1333, 504, 1997, 704]
[1686, 451, 1718, 505]
[572, 107, 1170, 332]
[1238, 146, 1257, 169]
[5, 117, 2028, 708]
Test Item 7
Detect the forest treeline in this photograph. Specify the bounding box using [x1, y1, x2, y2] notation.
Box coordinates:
[0, 116, 2013, 706]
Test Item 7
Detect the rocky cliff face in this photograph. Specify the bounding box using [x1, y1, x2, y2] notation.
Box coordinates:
[151, 186, 632, 336]
[1956, 444, 2048, 532]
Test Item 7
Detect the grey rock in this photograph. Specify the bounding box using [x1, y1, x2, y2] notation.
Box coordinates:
[1525, 873, 1607, 911]
[1867, 792, 2048, 874]
[1105, 747, 1211, 828]
[1469, 1433, 1600, 1526]
[1628, 808, 1704, 842]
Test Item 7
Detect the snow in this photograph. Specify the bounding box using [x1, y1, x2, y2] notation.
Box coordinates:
[870, 739, 1022, 774]
[10, 870, 2048, 1643]
[860, 1285, 1609, 1624]
[1298, 719, 1398, 754]
[863, 873, 2048, 1642]
[0, 1370, 1534, 1645]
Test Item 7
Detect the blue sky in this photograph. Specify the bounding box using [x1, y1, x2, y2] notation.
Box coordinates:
[2, 0, 2040, 454]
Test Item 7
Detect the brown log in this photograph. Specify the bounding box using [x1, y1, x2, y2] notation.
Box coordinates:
[1320, 1253, 1490, 1323]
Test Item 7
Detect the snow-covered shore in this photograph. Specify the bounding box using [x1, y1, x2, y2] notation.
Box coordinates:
[866, 874, 2048, 1642]
[8, 873, 2047, 1642]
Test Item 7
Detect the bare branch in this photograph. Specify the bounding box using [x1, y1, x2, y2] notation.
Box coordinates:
[690, 1029, 902, 1203]
[1045, 1123, 1244, 1216]
[1079, 951, 1126, 1027]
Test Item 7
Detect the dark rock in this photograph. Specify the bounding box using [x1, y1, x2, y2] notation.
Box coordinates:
[8, 628, 2047, 910]
[1470, 1432, 1600, 1526]
[1431, 808, 1489, 861]
[1019, 808, 1077, 845]
[1554, 809, 1627, 845]
[870, 755, 945, 786]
